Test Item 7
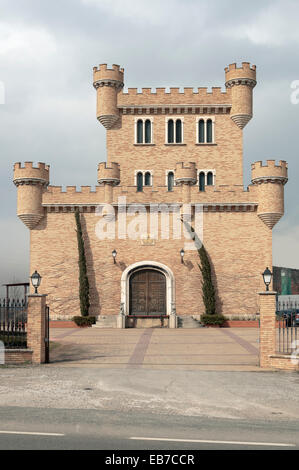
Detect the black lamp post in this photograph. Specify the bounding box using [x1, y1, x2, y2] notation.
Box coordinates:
[30, 270, 42, 294]
[180, 248, 185, 264]
[112, 249, 117, 264]
[262, 267, 272, 291]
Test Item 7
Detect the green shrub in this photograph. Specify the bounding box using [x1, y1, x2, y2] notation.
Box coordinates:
[200, 314, 227, 326]
[72, 316, 96, 327]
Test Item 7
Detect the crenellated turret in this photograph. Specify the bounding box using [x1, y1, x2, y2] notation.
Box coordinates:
[251, 160, 288, 229]
[97, 162, 120, 203]
[13, 162, 49, 229]
[93, 64, 124, 129]
[175, 162, 197, 205]
[225, 62, 256, 129]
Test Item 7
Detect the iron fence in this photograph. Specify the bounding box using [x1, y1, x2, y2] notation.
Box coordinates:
[276, 300, 299, 354]
[0, 298, 27, 349]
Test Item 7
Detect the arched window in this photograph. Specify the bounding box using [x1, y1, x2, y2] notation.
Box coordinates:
[167, 172, 174, 191]
[198, 119, 205, 143]
[207, 119, 213, 143]
[145, 120, 151, 144]
[137, 120, 143, 144]
[175, 119, 182, 143]
[207, 171, 213, 186]
[144, 172, 151, 186]
[167, 119, 174, 143]
[137, 172, 143, 192]
[199, 172, 205, 192]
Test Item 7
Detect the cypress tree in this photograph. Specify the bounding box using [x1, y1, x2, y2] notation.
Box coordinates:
[183, 220, 216, 315]
[75, 209, 90, 317]
[197, 243, 216, 315]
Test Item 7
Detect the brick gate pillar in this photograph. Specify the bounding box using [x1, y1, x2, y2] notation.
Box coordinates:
[258, 291, 277, 368]
[27, 294, 47, 364]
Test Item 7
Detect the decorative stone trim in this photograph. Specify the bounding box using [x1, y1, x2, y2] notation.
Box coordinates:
[97, 114, 119, 129]
[13, 177, 49, 187]
[119, 104, 231, 115]
[258, 213, 282, 229]
[175, 177, 197, 185]
[231, 114, 252, 129]
[202, 203, 257, 212]
[93, 79, 124, 90]
[251, 176, 288, 185]
[97, 177, 120, 186]
[18, 213, 44, 229]
[225, 78, 256, 89]
[42, 203, 258, 212]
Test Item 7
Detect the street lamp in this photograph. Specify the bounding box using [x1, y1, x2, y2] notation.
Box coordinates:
[180, 248, 185, 264]
[30, 270, 42, 294]
[112, 249, 117, 264]
[262, 267, 272, 291]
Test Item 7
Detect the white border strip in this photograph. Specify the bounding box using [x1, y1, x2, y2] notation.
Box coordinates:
[129, 437, 295, 447]
[0, 430, 65, 437]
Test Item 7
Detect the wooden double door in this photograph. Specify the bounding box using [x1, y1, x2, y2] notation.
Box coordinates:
[129, 269, 166, 315]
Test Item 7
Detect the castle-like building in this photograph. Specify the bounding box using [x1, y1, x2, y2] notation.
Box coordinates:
[13, 62, 288, 327]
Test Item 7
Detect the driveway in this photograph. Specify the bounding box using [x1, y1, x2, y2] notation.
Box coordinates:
[50, 327, 260, 371]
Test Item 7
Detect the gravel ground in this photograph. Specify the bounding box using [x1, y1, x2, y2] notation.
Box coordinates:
[0, 366, 298, 421]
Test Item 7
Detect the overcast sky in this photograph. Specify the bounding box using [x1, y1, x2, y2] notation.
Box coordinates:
[0, 0, 298, 295]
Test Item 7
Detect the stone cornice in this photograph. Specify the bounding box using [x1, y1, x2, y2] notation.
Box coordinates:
[93, 79, 124, 90]
[251, 176, 288, 185]
[13, 177, 49, 187]
[225, 78, 256, 89]
[42, 202, 258, 213]
[119, 104, 231, 115]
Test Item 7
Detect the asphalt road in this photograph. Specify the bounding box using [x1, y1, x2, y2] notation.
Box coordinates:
[0, 406, 298, 450]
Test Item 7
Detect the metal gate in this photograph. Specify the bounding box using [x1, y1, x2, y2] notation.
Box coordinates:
[45, 305, 50, 363]
[276, 299, 298, 354]
[0, 298, 27, 349]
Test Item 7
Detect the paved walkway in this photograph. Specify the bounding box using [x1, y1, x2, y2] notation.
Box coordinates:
[50, 327, 260, 371]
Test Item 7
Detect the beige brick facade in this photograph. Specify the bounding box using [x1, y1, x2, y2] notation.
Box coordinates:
[14, 62, 288, 325]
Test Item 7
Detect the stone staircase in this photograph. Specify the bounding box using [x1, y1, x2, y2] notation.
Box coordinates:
[92, 315, 118, 328]
[177, 316, 203, 328]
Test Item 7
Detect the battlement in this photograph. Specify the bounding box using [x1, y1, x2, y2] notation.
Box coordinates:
[13, 161, 50, 184]
[225, 62, 256, 82]
[251, 160, 288, 183]
[119, 86, 230, 106]
[93, 63, 124, 85]
[46, 185, 105, 194]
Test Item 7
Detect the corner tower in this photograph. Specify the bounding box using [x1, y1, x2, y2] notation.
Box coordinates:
[13, 162, 49, 229]
[251, 160, 288, 229]
[93, 64, 124, 129]
[225, 62, 256, 129]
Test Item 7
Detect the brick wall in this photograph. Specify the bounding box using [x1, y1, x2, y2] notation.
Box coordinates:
[4, 350, 33, 365]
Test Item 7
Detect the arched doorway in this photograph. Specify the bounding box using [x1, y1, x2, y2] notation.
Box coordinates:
[129, 269, 166, 315]
[121, 261, 175, 317]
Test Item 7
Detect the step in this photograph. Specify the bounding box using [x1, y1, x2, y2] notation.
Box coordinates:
[178, 316, 203, 328]
[92, 315, 118, 328]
